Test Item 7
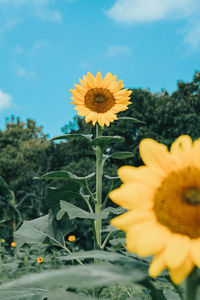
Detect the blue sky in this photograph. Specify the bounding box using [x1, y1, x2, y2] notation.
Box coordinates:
[0, 0, 200, 137]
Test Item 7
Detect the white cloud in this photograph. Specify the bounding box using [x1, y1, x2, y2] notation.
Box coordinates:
[184, 21, 200, 50]
[106, 45, 131, 57]
[0, 0, 62, 23]
[106, 0, 197, 24]
[11, 62, 36, 78]
[13, 45, 24, 54]
[28, 40, 49, 55]
[0, 17, 22, 36]
[0, 89, 12, 111]
[106, 0, 200, 50]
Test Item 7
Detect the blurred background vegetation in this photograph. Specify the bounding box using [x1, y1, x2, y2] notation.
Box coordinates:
[0, 71, 200, 245]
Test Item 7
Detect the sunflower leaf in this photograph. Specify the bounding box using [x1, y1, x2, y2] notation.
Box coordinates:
[49, 134, 93, 142]
[0, 262, 148, 290]
[45, 181, 83, 211]
[107, 151, 133, 160]
[104, 174, 119, 180]
[38, 170, 95, 185]
[60, 201, 109, 220]
[91, 136, 125, 151]
[118, 117, 146, 124]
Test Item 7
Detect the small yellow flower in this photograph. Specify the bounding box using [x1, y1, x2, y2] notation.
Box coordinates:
[68, 235, 76, 242]
[110, 135, 200, 285]
[1, 239, 5, 243]
[37, 257, 43, 263]
[70, 71, 132, 128]
[11, 242, 16, 247]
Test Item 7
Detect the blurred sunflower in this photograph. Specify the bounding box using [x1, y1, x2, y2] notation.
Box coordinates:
[70, 71, 132, 127]
[68, 235, 76, 242]
[110, 135, 200, 284]
[11, 242, 16, 247]
[37, 257, 43, 263]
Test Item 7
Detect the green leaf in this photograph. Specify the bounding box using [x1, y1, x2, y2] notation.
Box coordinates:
[101, 225, 119, 232]
[49, 133, 93, 142]
[91, 136, 125, 151]
[103, 207, 127, 215]
[118, 116, 146, 124]
[48, 290, 98, 300]
[109, 238, 126, 246]
[58, 250, 126, 262]
[45, 181, 82, 211]
[14, 215, 50, 247]
[60, 201, 109, 220]
[0, 288, 47, 300]
[104, 174, 119, 180]
[108, 151, 133, 160]
[14, 213, 72, 248]
[38, 171, 95, 185]
[0, 262, 148, 290]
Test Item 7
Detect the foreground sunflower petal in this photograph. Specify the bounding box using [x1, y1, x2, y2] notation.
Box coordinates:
[110, 135, 200, 284]
[70, 71, 132, 127]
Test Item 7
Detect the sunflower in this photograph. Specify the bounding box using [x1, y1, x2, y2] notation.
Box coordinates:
[68, 235, 76, 242]
[109, 135, 200, 284]
[37, 257, 43, 263]
[70, 71, 132, 127]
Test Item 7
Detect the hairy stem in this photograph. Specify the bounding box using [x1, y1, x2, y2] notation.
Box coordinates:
[95, 124, 103, 249]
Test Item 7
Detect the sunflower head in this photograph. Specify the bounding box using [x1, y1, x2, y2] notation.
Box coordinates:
[37, 257, 43, 263]
[70, 71, 132, 128]
[68, 235, 76, 242]
[109, 135, 200, 284]
[11, 242, 16, 248]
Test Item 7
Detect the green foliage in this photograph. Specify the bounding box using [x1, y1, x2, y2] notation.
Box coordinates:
[1, 72, 200, 299]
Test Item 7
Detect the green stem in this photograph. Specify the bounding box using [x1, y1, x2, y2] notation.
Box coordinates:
[101, 231, 113, 250]
[102, 181, 114, 210]
[184, 268, 198, 300]
[95, 124, 103, 249]
[85, 179, 96, 204]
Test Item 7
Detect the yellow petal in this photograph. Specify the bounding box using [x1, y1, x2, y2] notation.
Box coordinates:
[139, 139, 176, 177]
[164, 234, 190, 269]
[74, 105, 90, 116]
[149, 252, 166, 277]
[109, 183, 154, 210]
[70, 89, 84, 101]
[70, 97, 84, 105]
[86, 72, 96, 88]
[111, 210, 155, 231]
[126, 222, 156, 253]
[169, 257, 194, 285]
[74, 84, 87, 95]
[135, 224, 171, 256]
[109, 80, 124, 93]
[103, 72, 112, 88]
[191, 238, 200, 267]
[118, 165, 163, 188]
[97, 114, 105, 127]
[170, 135, 193, 169]
[96, 71, 103, 87]
[85, 112, 97, 123]
[193, 138, 200, 169]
